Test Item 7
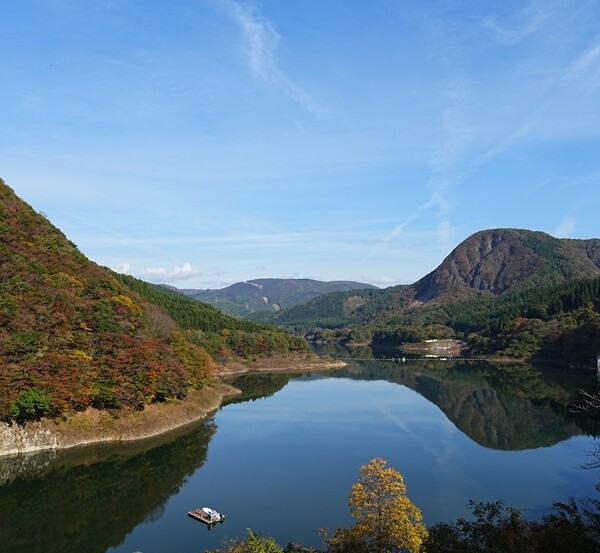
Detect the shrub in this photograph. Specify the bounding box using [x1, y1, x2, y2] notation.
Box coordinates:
[10, 388, 55, 421]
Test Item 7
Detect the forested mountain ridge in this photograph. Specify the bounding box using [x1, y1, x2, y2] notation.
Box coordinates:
[113, 273, 308, 358]
[0, 179, 307, 422]
[275, 285, 415, 329]
[415, 228, 600, 303]
[276, 229, 600, 330]
[275, 229, 600, 365]
[178, 278, 377, 320]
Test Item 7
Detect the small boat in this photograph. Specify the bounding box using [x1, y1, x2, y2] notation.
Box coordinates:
[188, 507, 226, 526]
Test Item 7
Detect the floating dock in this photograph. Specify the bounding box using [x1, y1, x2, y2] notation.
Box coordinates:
[188, 507, 225, 525]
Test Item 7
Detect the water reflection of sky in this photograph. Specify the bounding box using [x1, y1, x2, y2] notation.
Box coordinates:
[107, 375, 599, 552]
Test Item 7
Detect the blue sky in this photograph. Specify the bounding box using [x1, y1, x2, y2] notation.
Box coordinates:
[2, 0, 600, 289]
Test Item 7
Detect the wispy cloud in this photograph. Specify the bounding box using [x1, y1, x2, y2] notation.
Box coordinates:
[470, 114, 538, 169]
[73, 228, 377, 251]
[468, 35, 600, 164]
[561, 40, 600, 93]
[418, 23, 600, 256]
[429, 102, 475, 174]
[222, 0, 325, 116]
[563, 171, 600, 187]
[552, 216, 577, 237]
[483, 2, 556, 45]
[361, 188, 458, 267]
[361, 196, 438, 263]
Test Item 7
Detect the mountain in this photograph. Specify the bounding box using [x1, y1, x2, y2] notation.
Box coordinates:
[414, 228, 600, 303]
[277, 229, 600, 328]
[0, 179, 307, 423]
[179, 278, 377, 320]
[275, 229, 600, 365]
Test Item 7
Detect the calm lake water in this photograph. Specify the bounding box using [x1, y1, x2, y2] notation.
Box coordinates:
[1, 355, 599, 553]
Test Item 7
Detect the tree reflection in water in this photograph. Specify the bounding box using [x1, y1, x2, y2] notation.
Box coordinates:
[0, 420, 215, 553]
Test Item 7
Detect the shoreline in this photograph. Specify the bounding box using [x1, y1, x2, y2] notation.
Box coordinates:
[0, 356, 346, 458]
[0, 382, 239, 457]
[217, 355, 347, 376]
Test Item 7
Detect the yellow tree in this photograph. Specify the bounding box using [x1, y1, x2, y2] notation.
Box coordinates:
[329, 458, 428, 553]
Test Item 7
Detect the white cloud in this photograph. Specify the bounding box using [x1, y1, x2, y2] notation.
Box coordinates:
[140, 262, 200, 281]
[115, 262, 131, 274]
[365, 275, 399, 287]
[172, 262, 196, 277]
[141, 267, 168, 276]
[222, 0, 325, 116]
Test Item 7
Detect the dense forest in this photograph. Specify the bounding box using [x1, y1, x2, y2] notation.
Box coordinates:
[275, 286, 415, 331]
[0, 180, 307, 423]
[372, 276, 600, 362]
[113, 274, 307, 359]
[297, 277, 600, 364]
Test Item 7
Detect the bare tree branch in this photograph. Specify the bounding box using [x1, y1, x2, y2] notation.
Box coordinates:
[570, 389, 600, 415]
[578, 442, 600, 471]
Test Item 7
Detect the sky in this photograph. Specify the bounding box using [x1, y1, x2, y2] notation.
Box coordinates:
[2, 0, 600, 289]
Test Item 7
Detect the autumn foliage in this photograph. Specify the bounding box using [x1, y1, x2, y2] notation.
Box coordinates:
[0, 179, 306, 422]
[325, 458, 428, 553]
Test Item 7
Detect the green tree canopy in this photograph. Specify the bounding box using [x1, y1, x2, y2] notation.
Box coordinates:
[206, 529, 283, 553]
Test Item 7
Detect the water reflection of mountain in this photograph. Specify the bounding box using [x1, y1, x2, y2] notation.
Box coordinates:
[226, 349, 597, 450]
[0, 420, 215, 553]
[410, 370, 581, 450]
[319, 347, 596, 450]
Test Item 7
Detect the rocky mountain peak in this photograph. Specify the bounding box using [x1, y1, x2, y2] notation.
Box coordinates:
[415, 229, 600, 302]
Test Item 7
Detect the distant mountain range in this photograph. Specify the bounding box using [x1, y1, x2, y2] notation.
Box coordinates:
[177, 278, 377, 320]
[275, 229, 600, 365]
[277, 229, 600, 325]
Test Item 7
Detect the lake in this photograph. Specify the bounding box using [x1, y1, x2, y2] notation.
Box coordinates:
[1, 355, 598, 553]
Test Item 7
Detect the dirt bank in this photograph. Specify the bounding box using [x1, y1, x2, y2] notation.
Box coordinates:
[0, 355, 347, 457]
[0, 382, 239, 457]
[217, 354, 347, 376]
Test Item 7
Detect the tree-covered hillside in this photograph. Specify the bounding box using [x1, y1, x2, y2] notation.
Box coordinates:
[114, 274, 308, 359]
[365, 276, 600, 363]
[275, 285, 415, 331]
[415, 228, 600, 302]
[276, 229, 600, 332]
[274, 229, 600, 366]
[0, 179, 307, 422]
[180, 278, 377, 321]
